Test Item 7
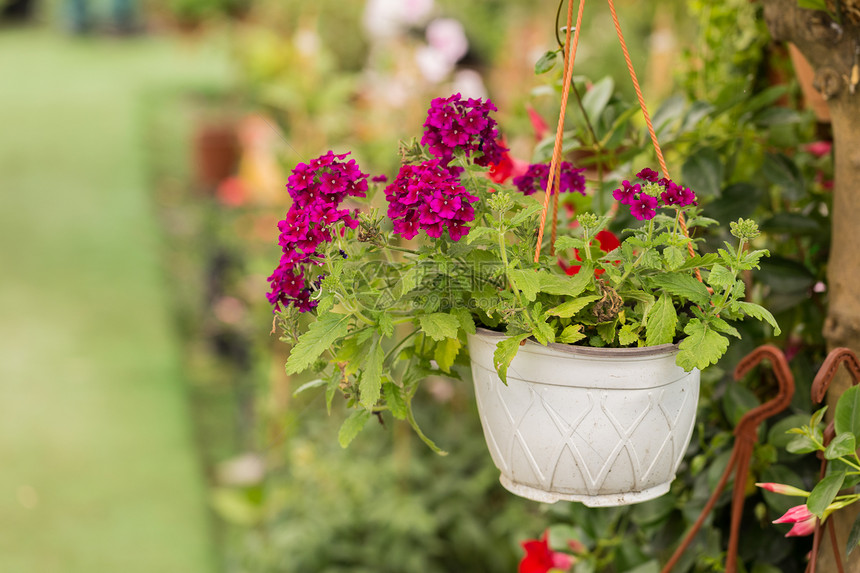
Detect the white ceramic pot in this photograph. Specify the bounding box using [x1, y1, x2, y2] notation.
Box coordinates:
[467, 328, 700, 507]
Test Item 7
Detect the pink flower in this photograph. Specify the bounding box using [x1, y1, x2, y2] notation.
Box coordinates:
[519, 531, 574, 573]
[805, 140, 832, 158]
[773, 505, 817, 537]
[756, 482, 810, 497]
[526, 104, 549, 141]
[629, 193, 658, 220]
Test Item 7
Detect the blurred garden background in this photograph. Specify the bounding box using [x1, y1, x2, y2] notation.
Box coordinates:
[0, 0, 847, 571]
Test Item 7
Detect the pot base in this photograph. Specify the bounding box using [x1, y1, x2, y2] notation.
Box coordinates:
[499, 475, 671, 507]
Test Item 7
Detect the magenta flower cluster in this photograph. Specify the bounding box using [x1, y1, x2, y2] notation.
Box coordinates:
[421, 93, 507, 167]
[512, 162, 586, 196]
[385, 159, 478, 242]
[612, 168, 697, 221]
[267, 151, 367, 311]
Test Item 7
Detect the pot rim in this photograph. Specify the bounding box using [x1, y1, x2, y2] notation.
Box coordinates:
[473, 327, 680, 358]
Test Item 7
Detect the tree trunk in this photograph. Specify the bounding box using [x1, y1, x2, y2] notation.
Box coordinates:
[763, 1, 860, 571]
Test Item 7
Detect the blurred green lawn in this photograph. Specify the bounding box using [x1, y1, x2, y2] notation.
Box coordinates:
[0, 27, 230, 572]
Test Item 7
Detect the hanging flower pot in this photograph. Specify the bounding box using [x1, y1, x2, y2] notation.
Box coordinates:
[467, 329, 699, 506]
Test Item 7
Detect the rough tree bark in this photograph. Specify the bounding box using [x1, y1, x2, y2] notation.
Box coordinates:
[763, 1, 860, 571]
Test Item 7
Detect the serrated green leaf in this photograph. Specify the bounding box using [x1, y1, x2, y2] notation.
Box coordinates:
[824, 433, 856, 460]
[646, 293, 678, 346]
[707, 264, 735, 290]
[292, 378, 325, 396]
[338, 409, 372, 448]
[418, 313, 460, 341]
[383, 382, 408, 420]
[434, 337, 462, 373]
[554, 236, 586, 251]
[732, 301, 782, 335]
[710, 316, 741, 338]
[547, 295, 602, 318]
[663, 245, 686, 270]
[533, 320, 555, 345]
[619, 323, 641, 346]
[835, 385, 860, 437]
[451, 306, 476, 335]
[807, 470, 846, 518]
[377, 312, 394, 338]
[650, 273, 711, 307]
[510, 202, 545, 226]
[558, 324, 586, 344]
[597, 320, 617, 345]
[676, 253, 719, 271]
[509, 268, 540, 301]
[641, 249, 662, 270]
[359, 338, 385, 408]
[676, 318, 729, 371]
[285, 313, 351, 374]
[493, 334, 529, 384]
[465, 226, 496, 245]
[396, 266, 419, 298]
[740, 249, 769, 270]
[538, 268, 592, 297]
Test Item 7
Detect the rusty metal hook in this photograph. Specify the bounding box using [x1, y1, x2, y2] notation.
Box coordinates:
[662, 345, 795, 573]
[805, 347, 860, 573]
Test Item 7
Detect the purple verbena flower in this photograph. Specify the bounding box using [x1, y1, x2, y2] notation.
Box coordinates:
[636, 167, 660, 182]
[385, 160, 478, 241]
[629, 193, 658, 220]
[612, 180, 640, 205]
[267, 151, 368, 312]
[421, 93, 507, 167]
[513, 162, 586, 196]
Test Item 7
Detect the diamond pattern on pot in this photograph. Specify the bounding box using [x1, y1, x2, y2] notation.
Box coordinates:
[472, 362, 694, 496]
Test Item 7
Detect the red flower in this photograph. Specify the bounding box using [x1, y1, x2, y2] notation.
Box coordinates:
[519, 531, 573, 573]
[773, 504, 817, 537]
[488, 141, 530, 184]
[526, 104, 549, 141]
[558, 229, 621, 276]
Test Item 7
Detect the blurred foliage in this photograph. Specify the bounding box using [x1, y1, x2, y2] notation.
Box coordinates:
[148, 0, 834, 571]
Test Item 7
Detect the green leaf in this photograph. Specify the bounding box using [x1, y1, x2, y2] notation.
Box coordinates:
[597, 320, 617, 345]
[676, 319, 729, 371]
[682, 147, 723, 197]
[464, 226, 495, 245]
[538, 268, 592, 297]
[824, 433, 856, 460]
[582, 76, 614, 122]
[359, 338, 385, 408]
[510, 202, 545, 226]
[663, 245, 686, 271]
[619, 323, 641, 346]
[798, 0, 830, 10]
[675, 253, 719, 271]
[418, 313, 460, 341]
[285, 313, 351, 374]
[338, 409, 372, 448]
[452, 306, 476, 335]
[650, 273, 711, 307]
[534, 49, 559, 74]
[847, 512, 860, 556]
[547, 295, 601, 318]
[493, 334, 529, 384]
[786, 434, 819, 454]
[554, 236, 586, 251]
[707, 264, 735, 290]
[732, 301, 782, 335]
[377, 312, 394, 338]
[383, 382, 408, 420]
[710, 316, 741, 338]
[396, 265, 419, 298]
[646, 293, 678, 346]
[533, 320, 555, 345]
[835, 385, 860, 437]
[762, 152, 805, 200]
[558, 324, 586, 344]
[434, 337, 462, 373]
[509, 269, 540, 301]
[292, 378, 325, 396]
[807, 470, 847, 518]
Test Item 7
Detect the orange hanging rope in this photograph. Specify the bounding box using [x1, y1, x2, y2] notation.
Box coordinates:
[534, 0, 584, 263]
[606, 0, 699, 273]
